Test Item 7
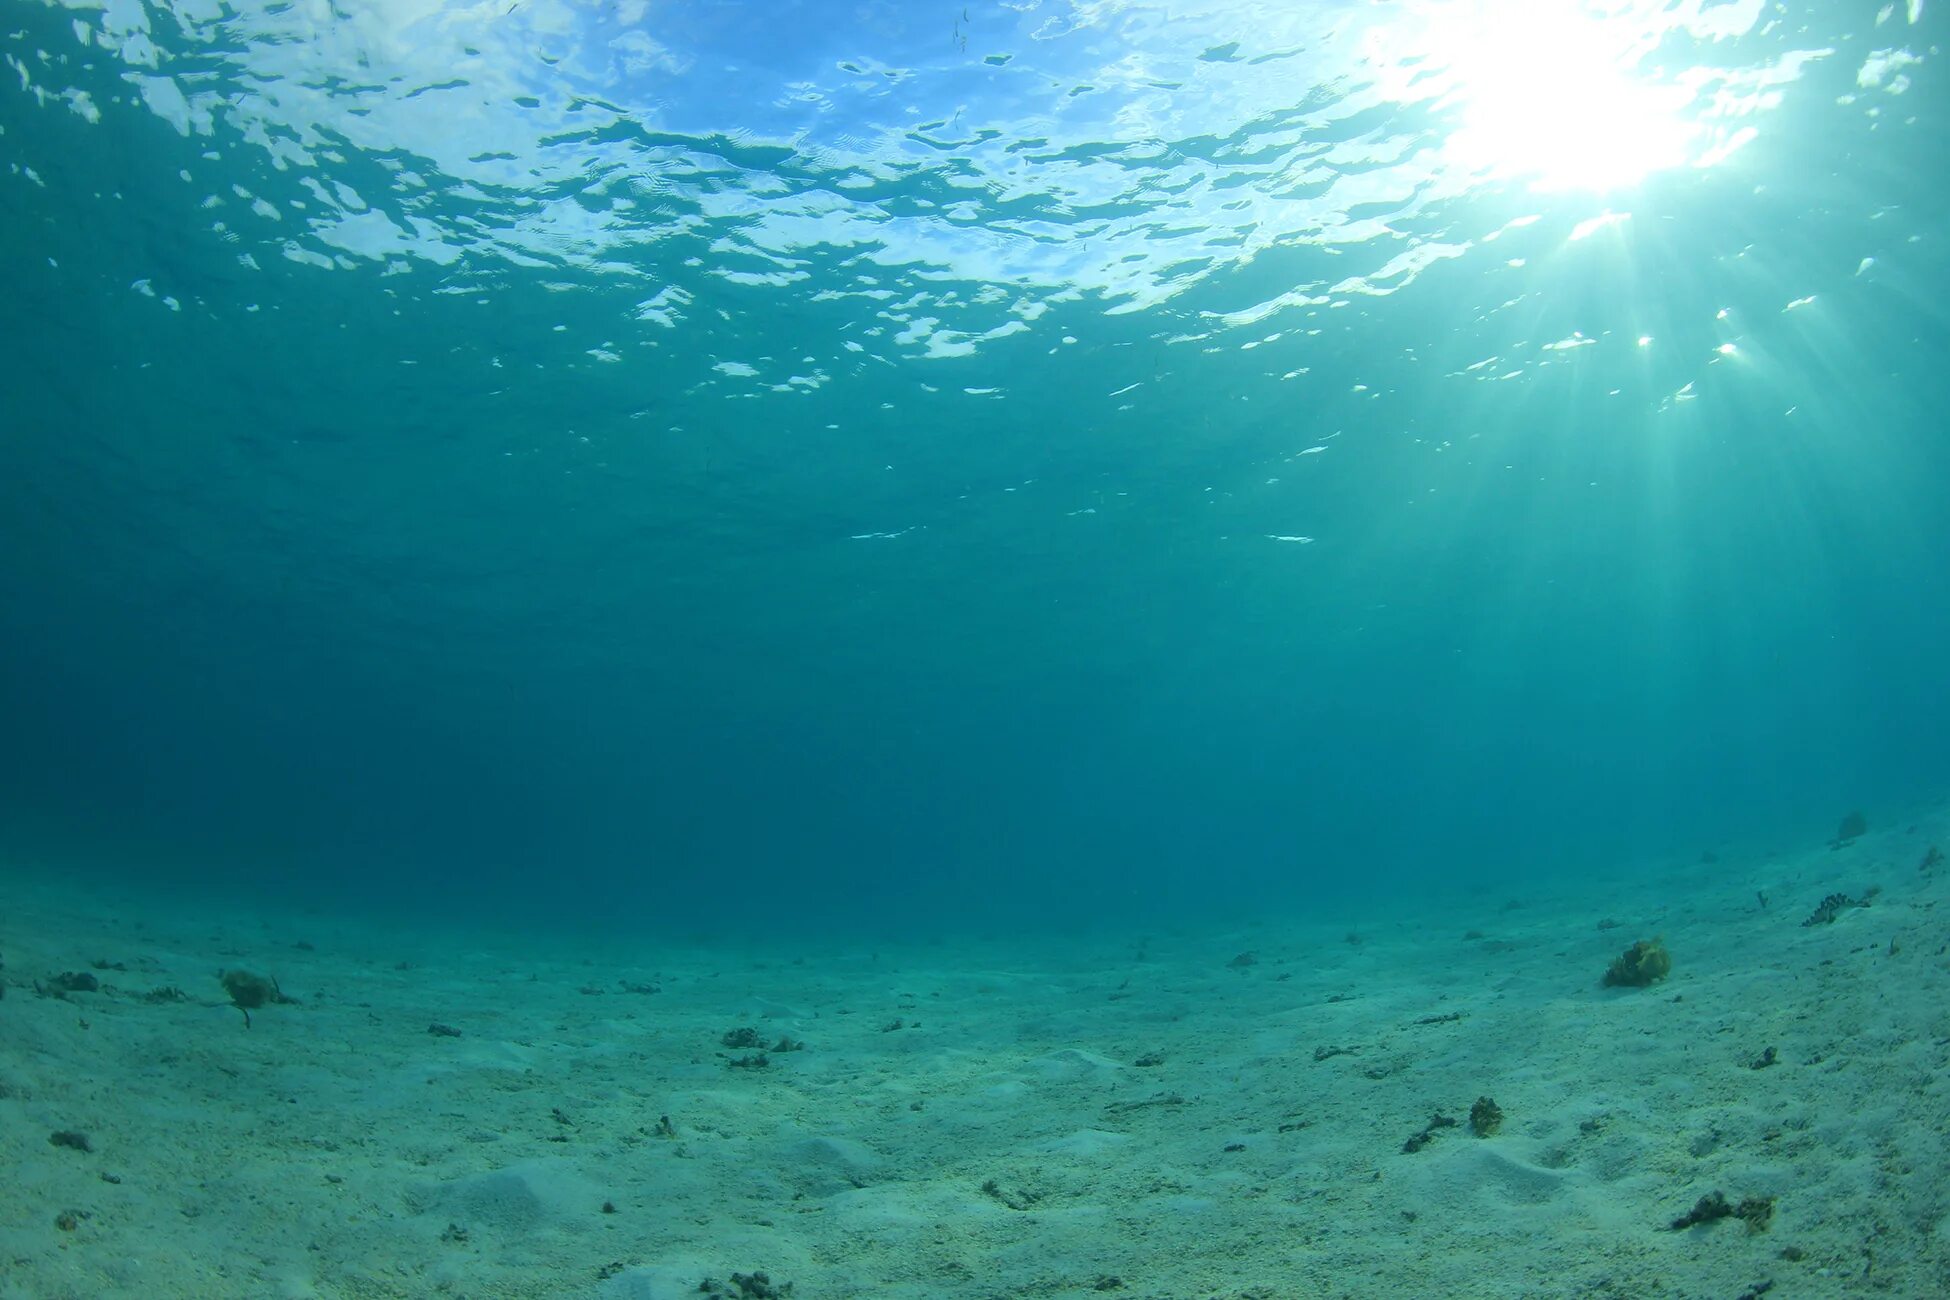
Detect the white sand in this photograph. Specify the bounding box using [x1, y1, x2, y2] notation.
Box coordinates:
[3, 807, 1946, 1299]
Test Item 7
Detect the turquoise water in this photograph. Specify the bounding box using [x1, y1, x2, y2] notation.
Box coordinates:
[1, 0, 1945, 933]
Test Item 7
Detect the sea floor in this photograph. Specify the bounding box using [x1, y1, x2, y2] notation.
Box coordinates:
[3, 810, 1948, 1300]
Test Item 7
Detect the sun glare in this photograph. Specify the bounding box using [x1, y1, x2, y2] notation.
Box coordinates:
[1431, 4, 1698, 193]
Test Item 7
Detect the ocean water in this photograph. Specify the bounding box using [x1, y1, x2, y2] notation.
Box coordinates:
[4, 5, 1950, 1295]
[2, 3, 1947, 935]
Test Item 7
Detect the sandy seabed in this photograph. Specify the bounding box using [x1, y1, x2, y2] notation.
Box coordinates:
[3, 810, 1947, 1300]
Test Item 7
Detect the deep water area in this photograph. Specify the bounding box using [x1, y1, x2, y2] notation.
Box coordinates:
[4, 1, 1948, 937]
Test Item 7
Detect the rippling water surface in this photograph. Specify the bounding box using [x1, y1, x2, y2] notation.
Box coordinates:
[34, 3, 1910, 320]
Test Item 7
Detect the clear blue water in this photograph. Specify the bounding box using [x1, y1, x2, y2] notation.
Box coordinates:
[1, 0, 1944, 934]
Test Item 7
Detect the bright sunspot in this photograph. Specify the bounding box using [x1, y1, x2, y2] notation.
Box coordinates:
[1432, 3, 1699, 192]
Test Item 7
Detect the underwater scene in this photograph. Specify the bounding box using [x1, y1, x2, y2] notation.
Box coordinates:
[2, 0, 1947, 1295]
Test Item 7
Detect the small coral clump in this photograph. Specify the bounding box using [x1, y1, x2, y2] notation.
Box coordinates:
[1602, 938, 1671, 989]
[1802, 888, 1878, 927]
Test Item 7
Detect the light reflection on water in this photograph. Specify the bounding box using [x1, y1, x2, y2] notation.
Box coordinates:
[33, 0, 1915, 346]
